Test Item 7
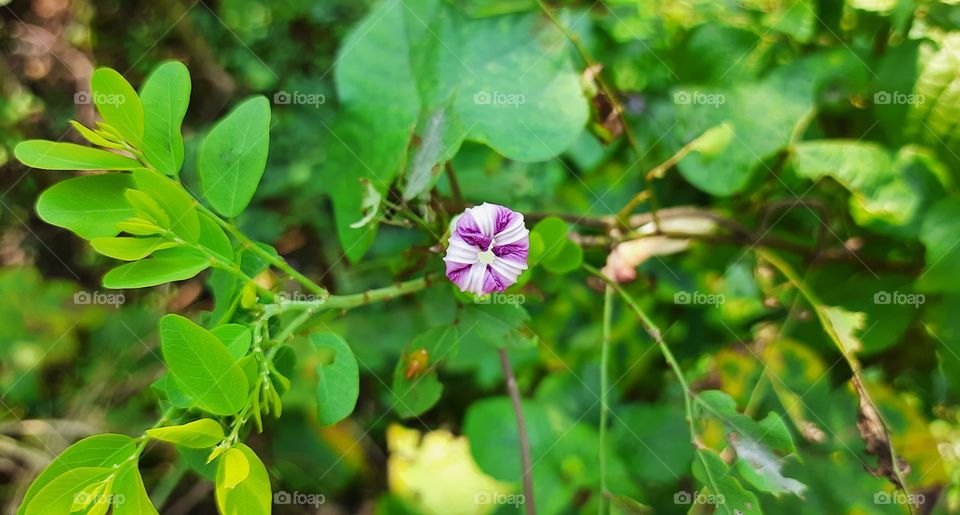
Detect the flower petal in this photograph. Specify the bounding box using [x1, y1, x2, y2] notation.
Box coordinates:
[445, 261, 473, 291]
[492, 241, 528, 267]
[492, 210, 528, 246]
[490, 256, 525, 284]
[443, 233, 482, 264]
[482, 266, 509, 294]
[455, 208, 492, 249]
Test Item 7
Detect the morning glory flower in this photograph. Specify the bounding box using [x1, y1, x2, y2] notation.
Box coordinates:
[443, 203, 529, 296]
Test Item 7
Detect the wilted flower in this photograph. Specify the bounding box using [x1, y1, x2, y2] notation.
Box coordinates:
[601, 214, 716, 283]
[443, 203, 529, 296]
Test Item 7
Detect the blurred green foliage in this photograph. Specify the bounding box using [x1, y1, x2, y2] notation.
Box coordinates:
[3, 0, 960, 514]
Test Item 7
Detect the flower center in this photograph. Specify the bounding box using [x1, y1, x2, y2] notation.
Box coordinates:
[476, 248, 495, 265]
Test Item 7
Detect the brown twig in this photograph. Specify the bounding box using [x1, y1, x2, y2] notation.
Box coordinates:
[498, 348, 536, 515]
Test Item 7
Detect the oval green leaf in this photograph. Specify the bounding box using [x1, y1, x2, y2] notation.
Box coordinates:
[160, 314, 249, 415]
[199, 96, 271, 217]
[146, 418, 226, 448]
[214, 444, 271, 515]
[141, 61, 191, 175]
[15, 140, 141, 171]
[102, 247, 210, 289]
[90, 236, 175, 261]
[36, 174, 137, 240]
[91, 67, 144, 146]
[310, 332, 360, 425]
[18, 434, 135, 515]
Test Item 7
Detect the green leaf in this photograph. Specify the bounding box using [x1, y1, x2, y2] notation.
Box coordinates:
[112, 464, 158, 515]
[910, 34, 960, 144]
[131, 169, 200, 242]
[919, 197, 960, 292]
[696, 390, 797, 454]
[69, 121, 125, 149]
[197, 212, 233, 262]
[764, 0, 815, 42]
[140, 61, 191, 175]
[146, 419, 226, 448]
[452, 12, 588, 161]
[219, 447, 250, 489]
[792, 140, 918, 226]
[214, 444, 271, 515]
[36, 174, 137, 239]
[23, 467, 113, 515]
[212, 324, 253, 360]
[159, 314, 249, 415]
[310, 332, 360, 425]
[531, 216, 582, 274]
[459, 303, 530, 349]
[542, 239, 582, 274]
[199, 96, 271, 217]
[402, 107, 464, 201]
[125, 189, 170, 227]
[820, 306, 867, 355]
[610, 403, 694, 483]
[327, 0, 421, 261]
[15, 140, 141, 171]
[607, 493, 652, 515]
[391, 325, 460, 418]
[732, 428, 807, 497]
[89, 236, 176, 261]
[18, 434, 135, 515]
[391, 363, 443, 419]
[91, 67, 144, 146]
[531, 217, 568, 262]
[102, 247, 210, 289]
[390, 326, 459, 419]
[691, 449, 762, 515]
[463, 396, 553, 481]
[672, 76, 812, 196]
[454, 0, 536, 17]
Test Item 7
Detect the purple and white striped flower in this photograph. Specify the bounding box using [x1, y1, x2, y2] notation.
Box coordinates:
[443, 203, 529, 296]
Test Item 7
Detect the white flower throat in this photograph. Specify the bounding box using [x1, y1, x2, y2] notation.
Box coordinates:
[476, 239, 496, 264]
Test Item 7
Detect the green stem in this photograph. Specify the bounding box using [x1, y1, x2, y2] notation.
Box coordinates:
[616, 135, 704, 223]
[274, 309, 317, 341]
[131, 407, 178, 460]
[264, 274, 436, 317]
[169, 234, 275, 302]
[195, 203, 329, 299]
[586, 265, 696, 445]
[599, 285, 613, 514]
